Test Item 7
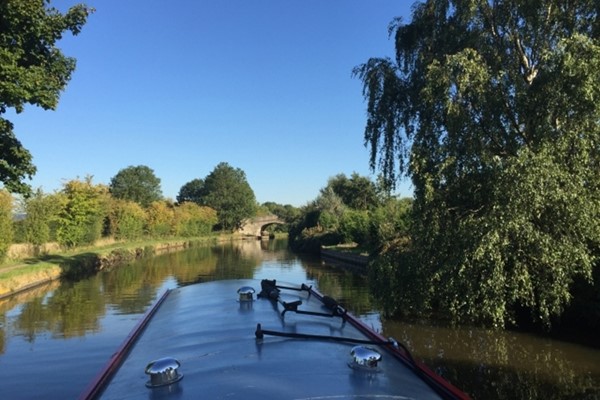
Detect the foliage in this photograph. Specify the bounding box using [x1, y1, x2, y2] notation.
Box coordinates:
[339, 209, 370, 244]
[201, 162, 257, 231]
[176, 178, 204, 204]
[144, 200, 174, 238]
[56, 178, 109, 248]
[314, 187, 346, 229]
[22, 189, 62, 245]
[367, 238, 424, 317]
[289, 225, 343, 253]
[109, 165, 163, 208]
[368, 197, 412, 251]
[0, 1, 92, 196]
[326, 173, 381, 210]
[261, 201, 300, 223]
[355, 1, 600, 326]
[560, 264, 600, 332]
[106, 199, 146, 240]
[329, 197, 413, 249]
[172, 202, 217, 237]
[0, 190, 13, 260]
[289, 172, 403, 252]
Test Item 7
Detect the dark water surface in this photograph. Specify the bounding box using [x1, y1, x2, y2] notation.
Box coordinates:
[0, 239, 598, 399]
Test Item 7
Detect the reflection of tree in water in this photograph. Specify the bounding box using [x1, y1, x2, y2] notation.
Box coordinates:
[6, 240, 289, 342]
[301, 259, 374, 316]
[0, 281, 60, 352]
[101, 246, 223, 312]
[0, 313, 5, 354]
[383, 319, 600, 399]
[13, 278, 106, 340]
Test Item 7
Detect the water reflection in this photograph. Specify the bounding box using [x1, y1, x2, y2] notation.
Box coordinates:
[383, 319, 600, 399]
[0, 240, 304, 349]
[0, 239, 598, 399]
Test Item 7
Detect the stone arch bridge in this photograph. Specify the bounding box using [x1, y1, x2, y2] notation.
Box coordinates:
[237, 214, 285, 237]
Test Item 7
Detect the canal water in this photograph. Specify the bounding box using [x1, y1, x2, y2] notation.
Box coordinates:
[0, 239, 598, 399]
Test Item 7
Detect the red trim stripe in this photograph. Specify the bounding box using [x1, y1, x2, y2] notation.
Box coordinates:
[308, 286, 471, 400]
[78, 289, 172, 400]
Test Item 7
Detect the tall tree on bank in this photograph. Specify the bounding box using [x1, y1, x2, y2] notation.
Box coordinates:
[176, 178, 204, 204]
[109, 165, 163, 208]
[201, 162, 256, 231]
[355, 1, 600, 327]
[326, 173, 381, 210]
[0, 1, 92, 196]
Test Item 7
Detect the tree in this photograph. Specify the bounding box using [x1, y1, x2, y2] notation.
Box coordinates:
[0, 1, 92, 196]
[22, 188, 62, 246]
[172, 202, 217, 237]
[355, 1, 600, 327]
[176, 178, 204, 204]
[56, 177, 109, 247]
[109, 165, 163, 208]
[326, 173, 381, 210]
[261, 202, 300, 223]
[201, 162, 256, 231]
[314, 186, 346, 231]
[145, 200, 174, 238]
[106, 199, 146, 240]
[0, 190, 13, 260]
[368, 197, 412, 250]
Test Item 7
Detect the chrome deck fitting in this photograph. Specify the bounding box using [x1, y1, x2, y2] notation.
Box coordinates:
[145, 357, 183, 388]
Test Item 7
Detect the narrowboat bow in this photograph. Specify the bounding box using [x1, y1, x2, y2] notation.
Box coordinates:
[80, 279, 470, 399]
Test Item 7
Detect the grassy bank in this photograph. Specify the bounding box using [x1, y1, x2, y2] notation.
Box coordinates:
[0, 234, 233, 299]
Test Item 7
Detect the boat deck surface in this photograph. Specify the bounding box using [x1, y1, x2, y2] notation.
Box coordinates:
[92, 279, 446, 399]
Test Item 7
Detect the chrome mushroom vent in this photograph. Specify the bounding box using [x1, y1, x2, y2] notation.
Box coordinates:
[145, 357, 183, 388]
[237, 286, 256, 302]
[349, 346, 382, 370]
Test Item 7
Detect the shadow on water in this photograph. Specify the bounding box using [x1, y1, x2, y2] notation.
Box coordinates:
[21, 252, 103, 280]
[383, 318, 600, 400]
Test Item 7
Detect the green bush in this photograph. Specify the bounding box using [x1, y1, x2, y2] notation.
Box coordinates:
[0, 190, 13, 261]
[318, 210, 339, 231]
[339, 209, 370, 244]
[145, 201, 174, 238]
[22, 190, 62, 246]
[173, 202, 217, 237]
[56, 178, 109, 248]
[368, 197, 412, 250]
[107, 199, 146, 240]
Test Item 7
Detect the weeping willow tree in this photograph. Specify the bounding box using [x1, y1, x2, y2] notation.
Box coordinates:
[355, 1, 600, 327]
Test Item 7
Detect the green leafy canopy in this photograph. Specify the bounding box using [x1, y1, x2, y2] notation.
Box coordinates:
[109, 165, 163, 208]
[201, 162, 257, 231]
[0, 1, 92, 196]
[356, 1, 600, 327]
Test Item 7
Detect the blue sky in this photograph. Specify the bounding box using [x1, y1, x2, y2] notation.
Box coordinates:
[9, 0, 414, 206]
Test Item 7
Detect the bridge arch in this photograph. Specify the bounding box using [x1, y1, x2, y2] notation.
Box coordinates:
[237, 214, 285, 238]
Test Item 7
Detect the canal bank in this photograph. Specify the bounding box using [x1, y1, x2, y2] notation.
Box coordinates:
[0, 236, 230, 299]
[320, 248, 369, 269]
